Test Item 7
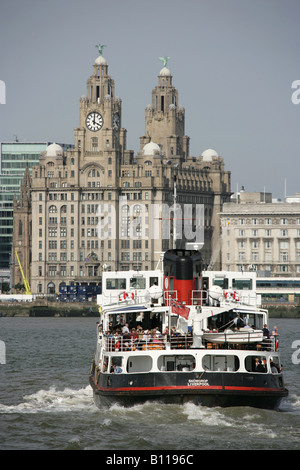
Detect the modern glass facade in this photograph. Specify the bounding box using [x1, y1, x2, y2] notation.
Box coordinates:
[0, 142, 73, 269]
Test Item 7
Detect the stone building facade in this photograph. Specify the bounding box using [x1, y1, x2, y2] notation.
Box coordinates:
[220, 191, 300, 276]
[12, 51, 231, 295]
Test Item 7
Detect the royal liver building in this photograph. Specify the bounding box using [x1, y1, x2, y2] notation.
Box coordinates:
[12, 47, 231, 295]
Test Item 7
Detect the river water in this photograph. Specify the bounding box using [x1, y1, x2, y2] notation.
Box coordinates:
[0, 316, 299, 452]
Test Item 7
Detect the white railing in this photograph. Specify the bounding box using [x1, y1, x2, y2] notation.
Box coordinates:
[102, 334, 193, 352]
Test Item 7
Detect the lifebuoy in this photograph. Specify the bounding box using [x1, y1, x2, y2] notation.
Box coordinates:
[115, 340, 120, 351]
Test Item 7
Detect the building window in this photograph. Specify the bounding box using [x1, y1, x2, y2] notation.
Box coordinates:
[49, 205, 57, 213]
[92, 138, 98, 152]
[280, 252, 288, 262]
[49, 266, 57, 277]
[279, 265, 289, 272]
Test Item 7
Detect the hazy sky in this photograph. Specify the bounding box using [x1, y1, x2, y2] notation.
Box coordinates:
[1, 0, 300, 199]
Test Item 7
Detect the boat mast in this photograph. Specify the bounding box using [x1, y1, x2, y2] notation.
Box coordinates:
[173, 174, 177, 250]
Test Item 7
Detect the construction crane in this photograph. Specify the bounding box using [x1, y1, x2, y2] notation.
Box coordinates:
[14, 250, 31, 295]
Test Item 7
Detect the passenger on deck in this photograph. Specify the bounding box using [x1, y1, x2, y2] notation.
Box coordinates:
[122, 323, 130, 334]
[130, 328, 138, 341]
[122, 331, 131, 350]
[273, 325, 280, 350]
[270, 361, 278, 373]
[113, 364, 122, 373]
[262, 324, 269, 338]
[255, 358, 266, 373]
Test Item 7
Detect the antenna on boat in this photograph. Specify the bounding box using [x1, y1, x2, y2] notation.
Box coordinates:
[154, 252, 164, 270]
[173, 174, 177, 249]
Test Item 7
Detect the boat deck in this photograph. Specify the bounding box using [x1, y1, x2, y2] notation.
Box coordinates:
[101, 333, 277, 352]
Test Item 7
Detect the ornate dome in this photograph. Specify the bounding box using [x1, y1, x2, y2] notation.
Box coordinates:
[143, 141, 161, 156]
[159, 66, 171, 76]
[95, 55, 107, 66]
[46, 143, 63, 157]
[201, 148, 218, 161]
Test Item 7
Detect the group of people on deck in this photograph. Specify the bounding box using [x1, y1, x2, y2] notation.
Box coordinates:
[97, 321, 192, 351]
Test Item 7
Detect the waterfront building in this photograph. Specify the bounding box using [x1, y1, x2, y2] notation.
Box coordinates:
[12, 50, 231, 295]
[0, 142, 72, 288]
[0, 142, 47, 274]
[220, 190, 300, 277]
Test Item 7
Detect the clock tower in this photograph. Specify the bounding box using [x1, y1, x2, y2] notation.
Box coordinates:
[74, 46, 128, 165]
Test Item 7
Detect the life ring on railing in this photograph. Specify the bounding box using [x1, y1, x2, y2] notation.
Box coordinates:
[131, 290, 137, 299]
[115, 340, 120, 351]
[223, 290, 240, 302]
[230, 291, 240, 302]
[119, 291, 129, 301]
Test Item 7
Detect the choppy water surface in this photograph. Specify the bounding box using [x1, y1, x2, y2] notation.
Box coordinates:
[0, 316, 299, 451]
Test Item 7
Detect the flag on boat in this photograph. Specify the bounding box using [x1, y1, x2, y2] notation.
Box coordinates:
[170, 299, 190, 320]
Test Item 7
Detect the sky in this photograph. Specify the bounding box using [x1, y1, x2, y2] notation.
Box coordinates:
[1, 0, 300, 199]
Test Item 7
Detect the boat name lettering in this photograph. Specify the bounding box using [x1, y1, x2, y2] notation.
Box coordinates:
[188, 379, 209, 387]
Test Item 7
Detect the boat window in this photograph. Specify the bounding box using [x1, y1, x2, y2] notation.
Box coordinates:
[232, 278, 252, 290]
[245, 355, 267, 373]
[130, 277, 146, 289]
[150, 277, 159, 287]
[110, 356, 123, 373]
[102, 355, 110, 372]
[202, 355, 239, 372]
[157, 355, 195, 371]
[127, 355, 152, 373]
[106, 278, 126, 289]
[213, 278, 228, 289]
[270, 355, 282, 374]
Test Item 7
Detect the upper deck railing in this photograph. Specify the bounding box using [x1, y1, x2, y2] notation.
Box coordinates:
[101, 288, 260, 308]
[99, 333, 276, 353]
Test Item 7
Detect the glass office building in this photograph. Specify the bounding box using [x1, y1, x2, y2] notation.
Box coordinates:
[0, 142, 72, 270]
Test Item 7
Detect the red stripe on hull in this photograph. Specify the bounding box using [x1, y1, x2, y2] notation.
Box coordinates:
[91, 377, 283, 394]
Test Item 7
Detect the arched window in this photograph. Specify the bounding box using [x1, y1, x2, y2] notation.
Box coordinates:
[47, 282, 55, 294]
[49, 205, 57, 213]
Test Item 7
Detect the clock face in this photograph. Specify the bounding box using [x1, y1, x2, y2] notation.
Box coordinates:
[86, 112, 103, 132]
[113, 113, 120, 130]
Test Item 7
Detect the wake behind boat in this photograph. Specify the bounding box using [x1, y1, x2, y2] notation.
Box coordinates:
[89, 249, 288, 409]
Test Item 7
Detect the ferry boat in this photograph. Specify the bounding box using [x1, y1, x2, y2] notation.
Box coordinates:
[89, 249, 288, 409]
